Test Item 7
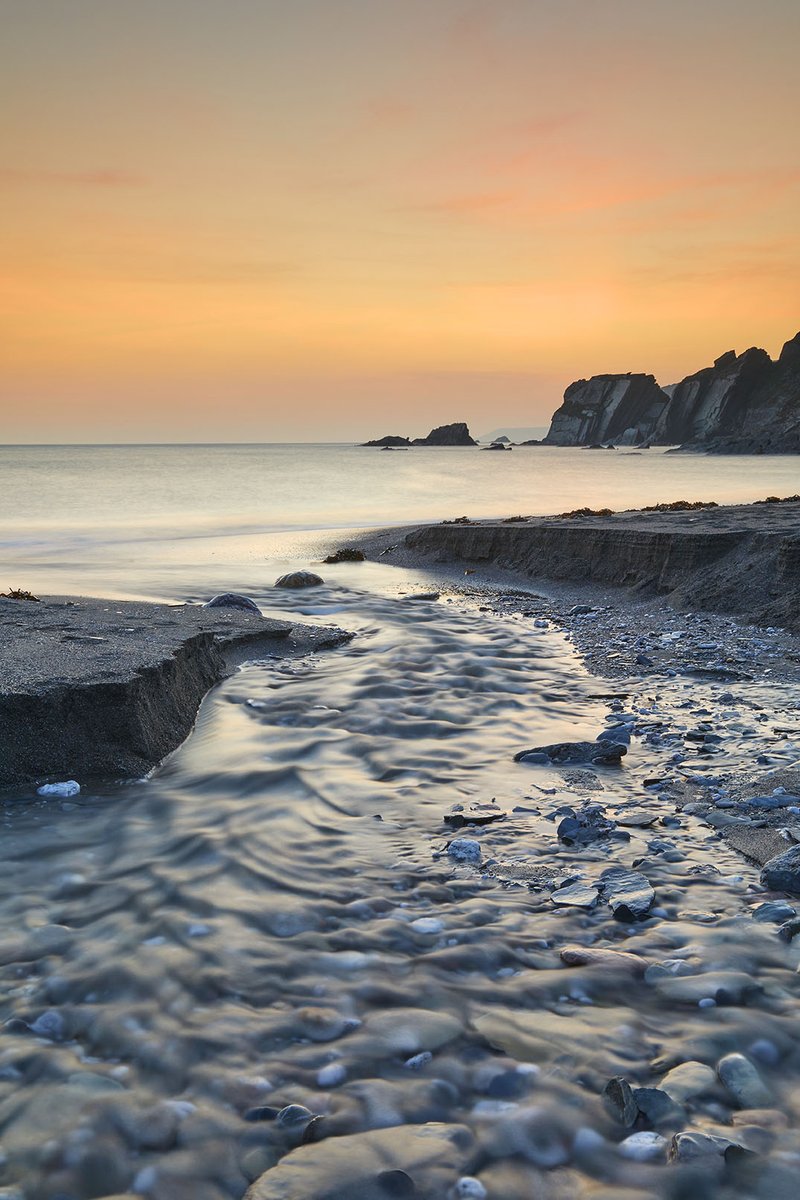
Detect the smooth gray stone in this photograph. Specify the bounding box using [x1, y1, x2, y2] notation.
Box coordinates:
[274, 571, 325, 588]
[550, 882, 599, 908]
[761, 846, 800, 894]
[204, 592, 261, 612]
[717, 1053, 771, 1109]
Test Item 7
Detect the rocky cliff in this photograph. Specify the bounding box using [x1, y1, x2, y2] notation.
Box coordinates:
[544, 374, 670, 446]
[665, 334, 800, 453]
[543, 332, 800, 452]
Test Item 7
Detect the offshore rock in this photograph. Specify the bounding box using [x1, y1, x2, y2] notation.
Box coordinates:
[412, 423, 477, 447]
[544, 374, 670, 447]
[361, 435, 411, 447]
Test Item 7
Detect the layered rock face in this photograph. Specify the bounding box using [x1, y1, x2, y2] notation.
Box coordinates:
[544, 375, 670, 446]
[671, 333, 800, 453]
[543, 332, 800, 452]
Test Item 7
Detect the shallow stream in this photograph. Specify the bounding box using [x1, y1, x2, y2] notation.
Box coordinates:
[2, 575, 800, 1199]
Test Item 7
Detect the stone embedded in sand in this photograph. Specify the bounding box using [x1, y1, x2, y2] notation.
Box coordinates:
[245, 1122, 473, 1199]
[204, 592, 261, 612]
[599, 867, 654, 922]
[514, 741, 626, 767]
[760, 845, 800, 894]
[274, 571, 325, 588]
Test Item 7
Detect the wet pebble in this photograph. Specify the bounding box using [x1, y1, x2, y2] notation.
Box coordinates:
[617, 1130, 668, 1161]
[717, 1053, 771, 1109]
[447, 839, 482, 864]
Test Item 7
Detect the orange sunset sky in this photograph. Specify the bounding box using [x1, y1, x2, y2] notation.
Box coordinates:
[2, 0, 799, 442]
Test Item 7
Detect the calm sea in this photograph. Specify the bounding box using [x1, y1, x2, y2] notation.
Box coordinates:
[1, 442, 798, 599]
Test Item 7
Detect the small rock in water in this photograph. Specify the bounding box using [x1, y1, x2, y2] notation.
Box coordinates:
[556, 805, 622, 846]
[451, 1179, 487, 1199]
[274, 571, 324, 589]
[404, 1051, 433, 1070]
[751, 900, 797, 923]
[36, 780, 80, 798]
[599, 867, 654, 922]
[597, 726, 632, 745]
[602, 1076, 638, 1127]
[669, 1130, 747, 1162]
[515, 740, 626, 767]
[760, 845, 800, 894]
[633, 1086, 685, 1128]
[204, 592, 261, 612]
[444, 803, 506, 828]
[447, 838, 482, 864]
[30, 1009, 65, 1040]
[559, 945, 647, 975]
[617, 1131, 668, 1161]
[317, 1062, 347, 1088]
[717, 1053, 771, 1108]
[410, 917, 445, 935]
[550, 882, 599, 909]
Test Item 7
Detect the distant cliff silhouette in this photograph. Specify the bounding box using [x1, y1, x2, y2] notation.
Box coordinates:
[543, 332, 800, 453]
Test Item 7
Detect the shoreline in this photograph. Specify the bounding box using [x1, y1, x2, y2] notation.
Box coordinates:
[358, 497, 800, 633]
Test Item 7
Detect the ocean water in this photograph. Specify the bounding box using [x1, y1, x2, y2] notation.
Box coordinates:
[1, 441, 798, 599]
[1, 444, 800, 1198]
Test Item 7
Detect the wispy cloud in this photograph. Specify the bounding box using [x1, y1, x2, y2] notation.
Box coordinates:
[0, 168, 142, 187]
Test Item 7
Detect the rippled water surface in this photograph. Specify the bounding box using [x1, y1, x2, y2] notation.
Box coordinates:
[3, 571, 800, 1199]
[2, 443, 800, 1197]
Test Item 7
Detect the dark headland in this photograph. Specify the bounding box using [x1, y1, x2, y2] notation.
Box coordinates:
[0, 596, 349, 787]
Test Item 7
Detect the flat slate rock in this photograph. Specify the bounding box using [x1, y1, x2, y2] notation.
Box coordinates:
[599, 867, 655, 922]
[515, 740, 626, 767]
